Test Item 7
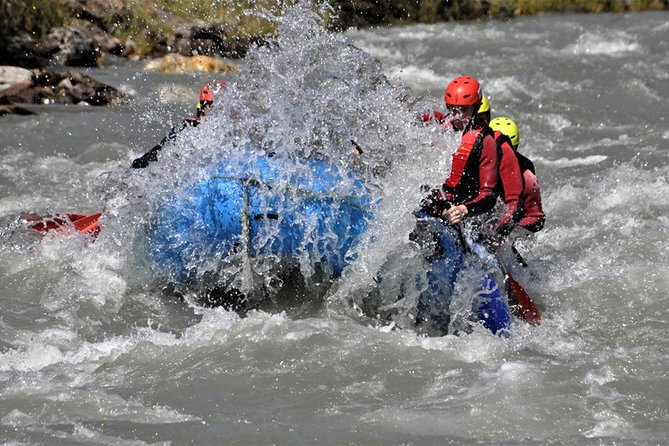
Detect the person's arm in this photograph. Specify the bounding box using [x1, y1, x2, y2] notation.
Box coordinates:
[131, 120, 190, 169]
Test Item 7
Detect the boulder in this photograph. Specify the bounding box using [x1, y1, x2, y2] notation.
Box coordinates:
[0, 69, 124, 105]
[0, 66, 33, 91]
[0, 36, 50, 69]
[0, 96, 36, 116]
[70, 0, 132, 57]
[166, 22, 268, 59]
[42, 27, 101, 67]
[145, 54, 238, 74]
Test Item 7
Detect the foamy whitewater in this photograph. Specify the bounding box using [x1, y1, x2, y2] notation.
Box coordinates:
[1, 6, 667, 445]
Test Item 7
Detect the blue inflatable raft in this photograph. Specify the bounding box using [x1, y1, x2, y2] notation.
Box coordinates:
[412, 210, 511, 335]
[145, 153, 511, 335]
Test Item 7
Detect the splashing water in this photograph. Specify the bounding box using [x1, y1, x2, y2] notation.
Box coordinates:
[2, 7, 669, 444]
[79, 3, 464, 328]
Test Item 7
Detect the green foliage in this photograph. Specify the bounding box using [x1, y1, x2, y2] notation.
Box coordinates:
[105, 0, 281, 55]
[0, 0, 67, 44]
[328, 0, 666, 27]
[1, 0, 665, 55]
[503, 0, 666, 15]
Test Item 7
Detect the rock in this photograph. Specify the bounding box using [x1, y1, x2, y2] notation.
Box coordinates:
[76, 19, 126, 56]
[0, 69, 124, 106]
[0, 96, 36, 116]
[145, 54, 238, 74]
[0, 66, 33, 91]
[165, 22, 268, 59]
[42, 27, 102, 67]
[69, 0, 131, 58]
[0, 36, 50, 69]
[0, 80, 34, 104]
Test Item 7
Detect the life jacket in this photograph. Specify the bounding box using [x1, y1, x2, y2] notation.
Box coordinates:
[515, 150, 544, 232]
[515, 151, 536, 176]
[492, 132, 525, 198]
[492, 131, 526, 232]
[442, 126, 493, 205]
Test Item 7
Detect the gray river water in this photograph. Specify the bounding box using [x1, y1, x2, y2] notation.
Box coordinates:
[1, 7, 668, 445]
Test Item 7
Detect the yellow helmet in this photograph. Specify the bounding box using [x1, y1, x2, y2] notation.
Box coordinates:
[489, 116, 520, 149]
[478, 95, 490, 114]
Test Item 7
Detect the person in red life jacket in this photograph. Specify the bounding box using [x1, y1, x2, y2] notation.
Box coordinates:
[422, 76, 499, 226]
[131, 81, 225, 169]
[488, 117, 545, 233]
[488, 116, 525, 239]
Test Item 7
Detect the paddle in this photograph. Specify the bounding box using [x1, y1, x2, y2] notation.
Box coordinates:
[505, 271, 541, 324]
[440, 202, 541, 325]
[27, 212, 102, 239]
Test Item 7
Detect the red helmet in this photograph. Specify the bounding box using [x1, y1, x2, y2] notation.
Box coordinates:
[444, 76, 482, 106]
[199, 84, 214, 103]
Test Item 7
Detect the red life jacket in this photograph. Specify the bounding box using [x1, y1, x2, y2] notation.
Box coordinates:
[515, 152, 545, 232]
[492, 131, 525, 232]
[442, 126, 493, 206]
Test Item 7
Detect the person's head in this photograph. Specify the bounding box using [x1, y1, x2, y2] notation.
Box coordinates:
[197, 83, 215, 118]
[444, 76, 483, 131]
[489, 117, 520, 150]
[477, 95, 491, 124]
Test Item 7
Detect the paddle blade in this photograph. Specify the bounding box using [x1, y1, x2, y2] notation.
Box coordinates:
[27, 212, 102, 239]
[507, 273, 542, 325]
[69, 212, 102, 238]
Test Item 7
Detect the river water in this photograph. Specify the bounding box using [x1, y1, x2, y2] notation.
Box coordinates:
[1, 7, 668, 445]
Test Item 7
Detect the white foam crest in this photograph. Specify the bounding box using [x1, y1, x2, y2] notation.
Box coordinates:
[0, 343, 65, 372]
[384, 64, 449, 89]
[652, 20, 669, 32]
[589, 164, 669, 214]
[62, 390, 200, 424]
[393, 28, 441, 41]
[0, 194, 39, 215]
[585, 405, 634, 439]
[482, 76, 531, 102]
[70, 424, 170, 446]
[537, 113, 573, 132]
[2, 392, 198, 441]
[621, 77, 660, 102]
[36, 235, 127, 312]
[354, 44, 403, 62]
[346, 28, 395, 44]
[585, 365, 616, 386]
[0, 332, 130, 374]
[562, 32, 641, 56]
[534, 154, 608, 167]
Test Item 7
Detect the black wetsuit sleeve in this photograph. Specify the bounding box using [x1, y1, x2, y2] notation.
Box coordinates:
[130, 121, 189, 169]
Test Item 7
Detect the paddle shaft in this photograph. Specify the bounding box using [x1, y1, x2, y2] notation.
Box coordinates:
[442, 201, 541, 324]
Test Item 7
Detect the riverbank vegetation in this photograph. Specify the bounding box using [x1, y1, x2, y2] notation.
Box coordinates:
[330, 0, 668, 26]
[0, 0, 67, 45]
[104, 0, 281, 56]
[1, 0, 667, 59]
